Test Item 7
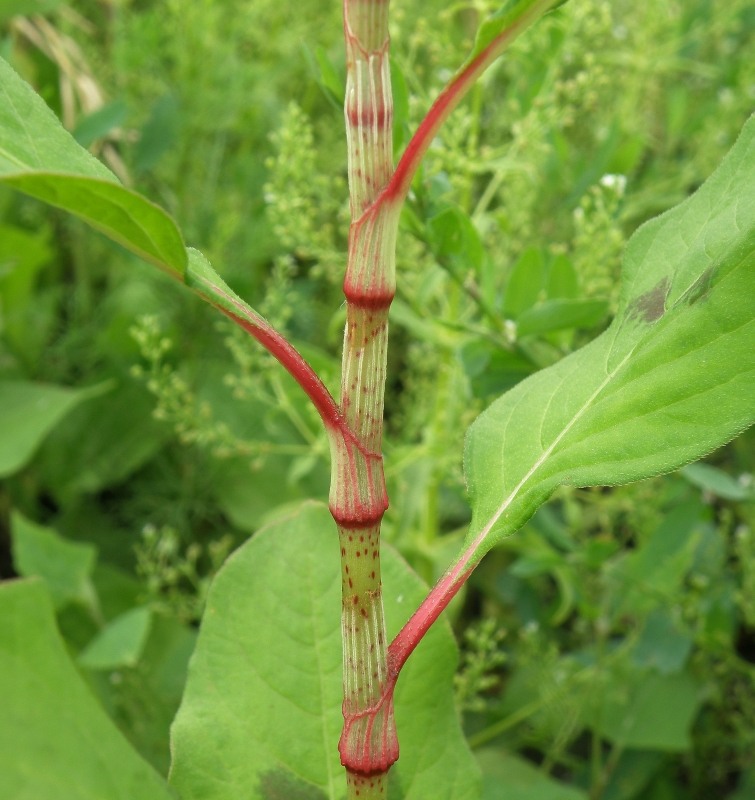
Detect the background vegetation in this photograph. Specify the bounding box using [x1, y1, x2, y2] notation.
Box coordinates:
[1, 1, 753, 797]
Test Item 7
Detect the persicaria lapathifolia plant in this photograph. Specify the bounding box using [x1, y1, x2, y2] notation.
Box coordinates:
[0, 0, 753, 798]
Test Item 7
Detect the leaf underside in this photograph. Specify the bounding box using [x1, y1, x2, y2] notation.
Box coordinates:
[464, 114, 755, 558]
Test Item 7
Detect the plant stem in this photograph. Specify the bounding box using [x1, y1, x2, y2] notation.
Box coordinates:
[329, 5, 564, 795]
[197, 1, 565, 791]
[334, 0, 401, 795]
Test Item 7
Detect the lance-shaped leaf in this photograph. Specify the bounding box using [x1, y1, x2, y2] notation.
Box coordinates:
[463, 115, 755, 559]
[468, 0, 567, 63]
[0, 56, 185, 276]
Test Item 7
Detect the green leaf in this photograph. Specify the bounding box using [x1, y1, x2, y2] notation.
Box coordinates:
[10, 511, 97, 609]
[0, 222, 54, 364]
[79, 607, 153, 670]
[461, 341, 535, 399]
[0, 579, 174, 800]
[0, 380, 108, 477]
[73, 99, 129, 148]
[476, 750, 587, 800]
[133, 93, 182, 174]
[516, 298, 608, 337]
[467, 0, 564, 64]
[37, 381, 170, 497]
[427, 207, 485, 276]
[0, 56, 186, 275]
[305, 44, 344, 107]
[585, 669, 704, 751]
[169, 502, 480, 800]
[605, 502, 703, 619]
[680, 462, 754, 501]
[631, 610, 693, 675]
[503, 246, 545, 318]
[0, 0, 63, 23]
[464, 115, 755, 557]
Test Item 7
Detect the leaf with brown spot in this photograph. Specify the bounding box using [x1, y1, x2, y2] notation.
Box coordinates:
[464, 114, 755, 558]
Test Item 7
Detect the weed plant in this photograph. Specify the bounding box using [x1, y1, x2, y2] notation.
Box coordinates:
[0, 1, 754, 798]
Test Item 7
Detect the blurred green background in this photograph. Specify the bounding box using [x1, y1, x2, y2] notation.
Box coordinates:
[1, 1, 754, 797]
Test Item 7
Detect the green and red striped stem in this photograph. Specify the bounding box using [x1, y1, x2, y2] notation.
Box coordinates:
[333, 0, 401, 794]
[202, 2, 566, 793]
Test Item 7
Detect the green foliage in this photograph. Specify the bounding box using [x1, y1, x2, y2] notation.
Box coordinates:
[170, 503, 481, 800]
[11, 510, 97, 609]
[465, 114, 755, 556]
[0, 579, 173, 800]
[0, 1, 753, 798]
[0, 57, 185, 274]
[0, 380, 108, 477]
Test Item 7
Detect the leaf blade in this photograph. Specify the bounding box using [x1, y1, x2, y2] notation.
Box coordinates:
[169, 502, 480, 800]
[464, 115, 755, 557]
[0, 379, 109, 478]
[0, 579, 174, 800]
[0, 55, 186, 275]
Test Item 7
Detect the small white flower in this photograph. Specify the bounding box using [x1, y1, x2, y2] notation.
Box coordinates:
[599, 173, 627, 194]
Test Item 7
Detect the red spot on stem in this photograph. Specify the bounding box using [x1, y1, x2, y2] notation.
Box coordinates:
[346, 105, 392, 129]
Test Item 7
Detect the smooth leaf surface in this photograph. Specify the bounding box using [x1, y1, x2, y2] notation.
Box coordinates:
[169, 502, 480, 800]
[0, 379, 108, 477]
[468, 0, 562, 63]
[10, 511, 96, 610]
[79, 607, 153, 671]
[476, 750, 587, 800]
[464, 115, 755, 557]
[0, 56, 185, 275]
[585, 669, 704, 751]
[0, 579, 174, 800]
[681, 461, 754, 501]
[36, 381, 171, 497]
[516, 298, 608, 337]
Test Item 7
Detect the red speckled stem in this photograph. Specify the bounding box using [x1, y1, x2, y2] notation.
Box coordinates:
[334, 0, 401, 794]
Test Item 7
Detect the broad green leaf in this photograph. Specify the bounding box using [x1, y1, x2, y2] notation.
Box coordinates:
[630, 610, 693, 675]
[0, 222, 54, 364]
[169, 502, 481, 800]
[516, 298, 608, 337]
[427, 207, 485, 276]
[0, 380, 108, 477]
[37, 381, 170, 497]
[10, 511, 96, 610]
[461, 341, 535, 399]
[0, 579, 174, 800]
[605, 503, 703, 619]
[73, 100, 129, 148]
[133, 94, 181, 174]
[79, 607, 152, 670]
[546, 254, 579, 300]
[476, 750, 587, 800]
[584, 669, 704, 752]
[0, 56, 185, 275]
[464, 115, 755, 558]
